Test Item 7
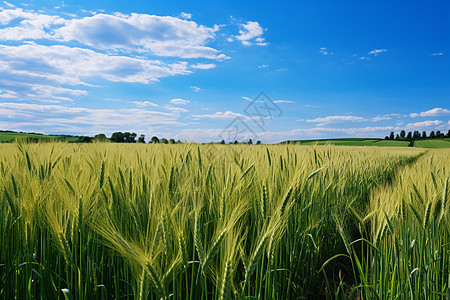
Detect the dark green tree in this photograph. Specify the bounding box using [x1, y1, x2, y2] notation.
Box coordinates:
[248, 139, 253, 144]
[413, 131, 420, 139]
[137, 134, 145, 143]
[446, 130, 450, 138]
[161, 138, 168, 144]
[111, 132, 124, 143]
[436, 130, 441, 138]
[150, 136, 159, 143]
[94, 133, 107, 141]
[400, 130, 406, 138]
[422, 131, 427, 139]
[219, 140, 225, 144]
[430, 131, 435, 138]
[389, 132, 395, 140]
[169, 139, 176, 144]
[256, 140, 262, 145]
[406, 132, 412, 140]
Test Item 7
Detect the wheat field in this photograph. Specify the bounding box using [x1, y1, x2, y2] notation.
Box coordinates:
[0, 142, 448, 299]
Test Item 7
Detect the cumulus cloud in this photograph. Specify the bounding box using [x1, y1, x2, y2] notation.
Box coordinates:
[170, 98, 190, 105]
[233, 21, 267, 46]
[410, 107, 450, 117]
[368, 49, 387, 55]
[54, 13, 225, 59]
[0, 43, 191, 102]
[431, 53, 444, 56]
[164, 105, 189, 113]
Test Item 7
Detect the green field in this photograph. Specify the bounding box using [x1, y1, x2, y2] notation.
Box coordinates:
[286, 138, 450, 148]
[0, 132, 80, 142]
[0, 143, 448, 299]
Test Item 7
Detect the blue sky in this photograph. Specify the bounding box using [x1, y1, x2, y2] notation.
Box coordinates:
[0, 0, 449, 143]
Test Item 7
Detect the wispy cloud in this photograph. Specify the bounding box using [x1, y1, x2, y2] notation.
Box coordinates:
[170, 98, 190, 105]
[405, 120, 443, 129]
[306, 115, 367, 126]
[190, 63, 216, 69]
[368, 49, 387, 56]
[431, 52, 444, 56]
[319, 47, 333, 55]
[192, 110, 249, 120]
[273, 100, 294, 104]
[132, 101, 158, 107]
[190, 86, 201, 92]
[180, 12, 192, 19]
[410, 107, 450, 117]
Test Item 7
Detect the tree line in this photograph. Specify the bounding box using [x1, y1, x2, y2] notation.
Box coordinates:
[385, 130, 450, 141]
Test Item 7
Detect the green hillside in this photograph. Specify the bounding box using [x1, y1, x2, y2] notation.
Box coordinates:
[0, 131, 80, 142]
[285, 138, 450, 148]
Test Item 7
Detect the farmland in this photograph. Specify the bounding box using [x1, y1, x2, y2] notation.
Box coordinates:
[0, 143, 448, 299]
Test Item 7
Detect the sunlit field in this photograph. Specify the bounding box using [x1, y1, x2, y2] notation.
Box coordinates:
[0, 143, 448, 299]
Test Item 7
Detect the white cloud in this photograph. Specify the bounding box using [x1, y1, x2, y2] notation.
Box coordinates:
[0, 89, 17, 98]
[54, 13, 225, 59]
[0, 102, 185, 135]
[164, 105, 189, 113]
[234, 21, 267, 46]
[190, 63, 216, 69]
[368, 49, 387, 56]
[180, 12, 192, 19]
[405, 120, 443, 129]
[190, 86, 201, 92]
[410, 107, 450, 118]
[132, 101, 158, 107]
[431, 53, 444, 56]
[273, 100, 294, 104]
[319, 47, 333, 55]
[170, 98, 190, 105]
[0, 43, 192, 102]
[242, 96, 253, 102]
[0, 9, 228, 60]
[307, 115, 367, 126]
[192, 110, 249, 120]
[258, 64, 269, 68]
[370, 116, 391, 122]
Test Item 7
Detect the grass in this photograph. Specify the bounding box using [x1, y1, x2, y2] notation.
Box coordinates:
[414, 138, 450, 148]
[0, 142, 448, 299]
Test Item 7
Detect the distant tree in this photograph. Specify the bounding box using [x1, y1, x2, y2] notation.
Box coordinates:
[385, 136, 389, 140]
[248, 139, 253, 144]
[446, 130, 450, 138]
[177, 140, 182, 144]
[219, 139, 225, 144]
[161, 138, 168, 144]
[111, 132, 124, 143]
[150, 136, 159, 143]
[137, 134, 145, 143]
[94, 133, 107, 141]
[169, 139, 176, 144]
[422, 131, 427, 139]
[413, 131, 420, 140]
[436, 130, 441, 138]
[389, 132, 395, 140]
[406, 131, 412, 140]
[256, 140, 262, 145]
[122, 132, 136, 143]
[395, 134, 400, 140]
[430, 131, 435, 138]
[233, 140, 239, 144]
[400, 130, 406, 138]
[78, 136, 92, 143]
